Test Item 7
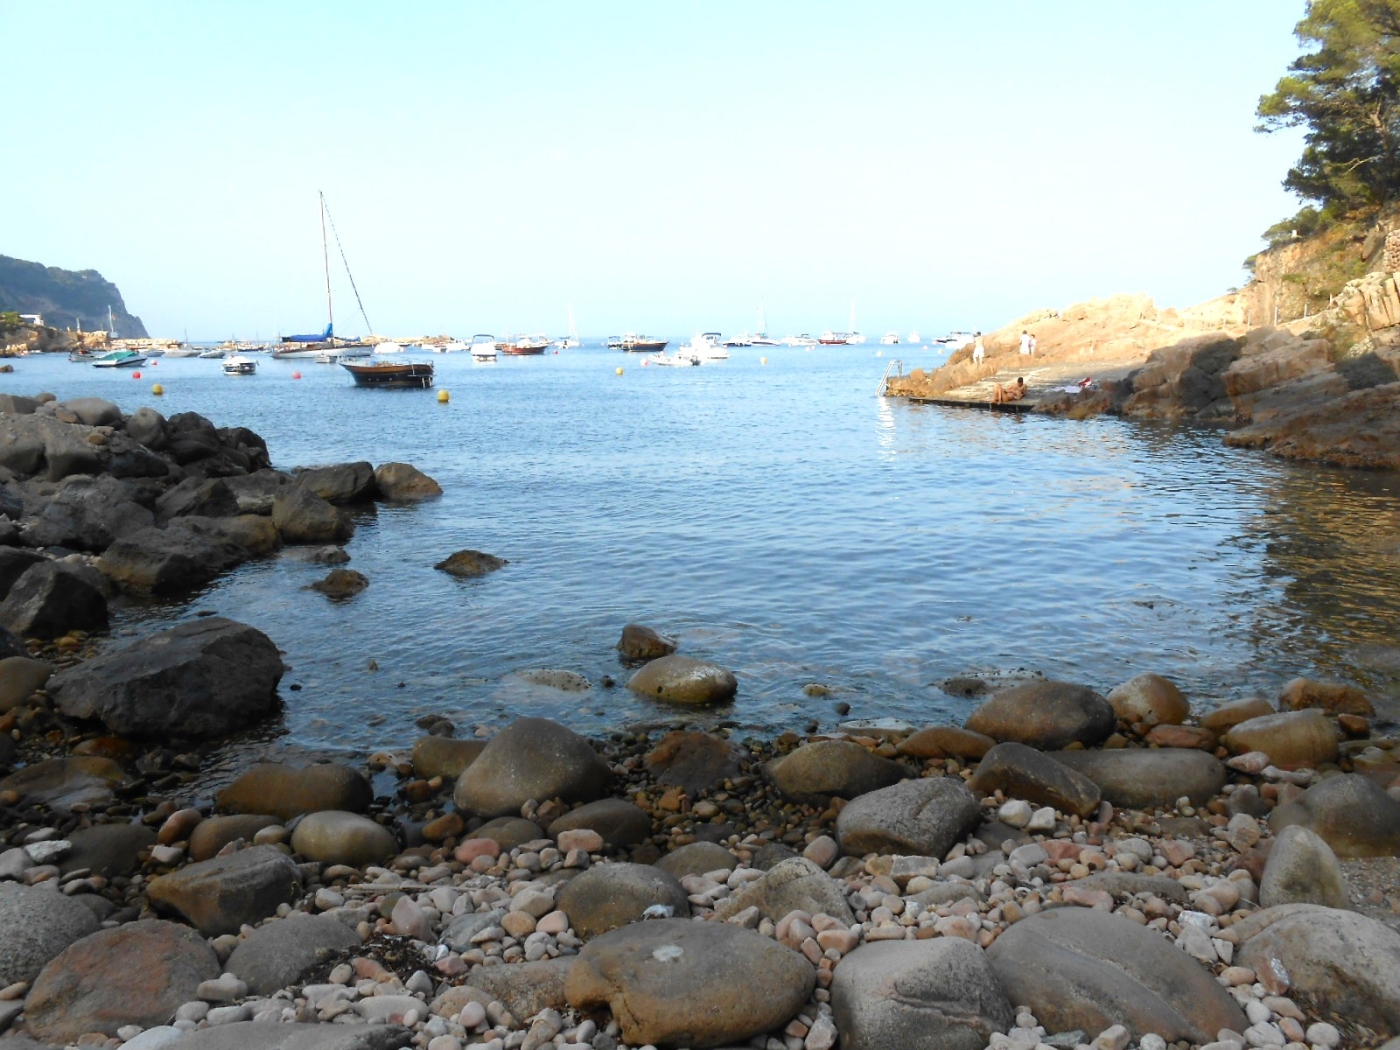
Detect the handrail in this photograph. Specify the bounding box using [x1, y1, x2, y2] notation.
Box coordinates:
[877, 358, 904, 396]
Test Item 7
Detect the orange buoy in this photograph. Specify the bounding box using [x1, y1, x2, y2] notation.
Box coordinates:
[292, 371, 302, 379]
[132, 371, 141, 379]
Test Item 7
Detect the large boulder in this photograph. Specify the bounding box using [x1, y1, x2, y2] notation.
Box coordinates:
[765, 739, 908, 806]
[271, 486, 354, 544]
[1224, 709, 1339, 767]
[0, 883, 100, 986]
[643, 730, 746, 795]
[831, 938, 1014, 1050]
[295, 462, 378, 504]
[216, 762, 372, 820]
[0, 655, 52, 712]
[625, 654, 738, 705]
[968, 742, 1101, 817]
[546, 799, 652, 847]
[123, 405, 167, 449]
[965, 680, 1115, 750]
[155, 477, 240, 523]
[1260, 825, 1350, 908]
[0, 756, 125, 812]
[97, 522, 252, 594]
[986, 908, 1248, 1043]
[566, 917, 814, 1049]
[373, 462, 441, 501]
[1107, 672, 1189, 727]
[225, 912, 364, 994]
[1049, 748, 1227, 809]
[0, 547, 47, 598]
[60, 823, 157, 878]
[1235, 904, 1400, 1039]
[617, 623, 676, 662]
[1279, 677, 1374, 716]
[24, 920, 220, 1042]
[897, 725, 996, 760]
[556, 863, 690, 940]
[147, 846, 302, 936]
[190, 814, 284, 861]
[60, 397, 122, 427]
[410, 736, 486, 781]
[1268, 774, 1400, 857]
[835, 777, 981, 858]
[0, 562, 109, 639]
[655, 841, 738, 881]
[712, 856, 855, 925]
[48, 617, 283, 739]
[19, 474, 156, 550]
[291, 811, 399, 868]
[453, 717, 610, 819]
[1199, 695, 1276, 734]
[223, 469, 295, 515]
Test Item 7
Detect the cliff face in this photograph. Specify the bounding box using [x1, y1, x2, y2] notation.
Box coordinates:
[0, 255, 148, 338]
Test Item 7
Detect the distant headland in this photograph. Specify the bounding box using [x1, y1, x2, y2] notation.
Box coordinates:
[0, 254, 147, 341]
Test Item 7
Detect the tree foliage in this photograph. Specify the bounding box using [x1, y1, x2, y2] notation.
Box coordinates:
[1257, 0, 1400, 209]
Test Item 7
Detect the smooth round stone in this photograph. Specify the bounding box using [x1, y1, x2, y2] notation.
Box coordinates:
[290, 811, 398, 868]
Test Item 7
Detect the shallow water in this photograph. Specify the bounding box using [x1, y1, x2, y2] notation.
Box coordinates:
[10, 345, 1400, 762]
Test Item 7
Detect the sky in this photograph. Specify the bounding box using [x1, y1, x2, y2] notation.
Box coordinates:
[5, 2, 1309, 340]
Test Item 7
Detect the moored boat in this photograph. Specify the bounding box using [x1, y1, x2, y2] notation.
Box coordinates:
[645, 349, 700, 367]
[222, 355, 257, 375]
[880, 332, 900, 345]
[618, 333, 667, 353]
[498, 334, 550, 355]
[341, 360, 434, 388]
[818, 331, 849, 345]
[469, 334, 498, 361]
[91, 349, 146, 368]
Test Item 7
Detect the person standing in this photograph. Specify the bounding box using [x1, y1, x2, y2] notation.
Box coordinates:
[972, 332, 985, 364]
[1019, 330, 1032, 355]
[1028, 333, 1037, 355]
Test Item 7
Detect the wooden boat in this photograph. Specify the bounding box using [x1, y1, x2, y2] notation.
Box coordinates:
[498, 334, 550, 355]
[341, 360, 434, 388]
[618, 333, 668, 352]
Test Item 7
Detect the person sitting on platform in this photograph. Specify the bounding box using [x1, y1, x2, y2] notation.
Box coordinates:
[991, 377, 1026, 404]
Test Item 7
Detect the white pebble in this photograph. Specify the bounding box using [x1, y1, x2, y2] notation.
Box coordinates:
[120, 1026, 185, 1050]
[1304, 1022, 1340, 1048]
[1140, 1035, 1167, 1050]
[458, 1001, 486, 1029]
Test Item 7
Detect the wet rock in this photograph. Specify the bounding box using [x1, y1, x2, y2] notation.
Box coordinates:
[472, 817, 545, 850]
[48, 617, 283, 739]
[546, 799, 652, 847]
[310, 568, 368, 599]
[765, 739, 908, 806]
[986, 908, 1248, 1043]
[969, 742, 1101, 817]
[97, 522, 252, 594]
[24, 920, 220, 1042]
[225, 913, 363, 994]
[222, 469, 294, 516]
[1268, 774, 1400, 857]
[0, 548, 47, 599]
[155, 477, 240, 523]
[1224, 709, 1339, 767]
[831, 938, 1014, 1050]
[271, 486, 353, 545]
[177, 514, 282, 557]
[514, 668, 589, 692]
[556, 862, 690, 939]
[1107, 673, 1189, 727]
[1235, 904, 1400, 1037]
[147, 846, 302, 936]
[655, 841, 737, 880]
[465, 958, 571, 1019]
[189, 815, 283, 861]
[625, 654, 738, 706]
[453, 717, 610, 819]
[643, 730, 746, 795]
[1260, 825, 1350, 908]
[373, 462, 442, 501]
[0, 756, 125, 812]
[410, 736, 485, 781]
[60, 823, 156, 878]
[434, 550, 507, 577]
[713, 856, 855, 925]
[896, 725, 996, 760]
[0, 562, 108, 639]
[295, 462, 378, 505]
[616, 624, 677, 662]
[1049, 748, 1227, 809]
[217, 763, 372, 820]
[0, 655, 52, 712]
[835, 776, 982, 859]
[965, 680, 1115, 750]
[566, 917, 814, 1049]
[0, 883, 100, 986]
[1279, 677, 1374, 716]
[290, 811, 398, 868]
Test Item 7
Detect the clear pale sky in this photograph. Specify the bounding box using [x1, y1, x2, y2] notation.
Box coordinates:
[5, 2, 1308, 340]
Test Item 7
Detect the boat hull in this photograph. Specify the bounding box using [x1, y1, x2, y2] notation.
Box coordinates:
[341, 361, 434, 388]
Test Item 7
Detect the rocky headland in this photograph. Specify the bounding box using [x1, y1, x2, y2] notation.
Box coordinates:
[0, 394, 1399, 1050]
[886, 216, 1400, 471]
[0, 256, 147, 342]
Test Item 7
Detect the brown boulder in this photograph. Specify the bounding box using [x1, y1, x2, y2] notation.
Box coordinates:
[969, 742, 1101, 817]
[617, 623, 676, 662]
[643, 730, 745, 795]
[1268, 774, 1400, 858]
[1199, 696, 1275, 734]
[965, 679, 1115, 750]
[410, 736, 485, 780]
[897, 725, 996, 760]
[216, 762, 372, 820]
[374, 462, 442, 501]
[147, 846, 302, 936]
[1107, 673, 1189, 727]
[434, 550, 507, 577]
[1225, 710, 1339, 768]
[765, 739, 908, 806]
[625, 654, 738, 705]
[1279, 677, 1374, 716]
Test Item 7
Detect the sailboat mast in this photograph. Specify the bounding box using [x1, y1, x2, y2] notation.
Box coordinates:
[320, 191, 334, 333]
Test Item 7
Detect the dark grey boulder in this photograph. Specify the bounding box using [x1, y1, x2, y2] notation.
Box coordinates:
[965, 679, 1115, 750]
[766, 739, 908, 806]
[169, 1022, 412, 1050]
[48, 616, 284, 739]
[59, 398, 122, 427]
[123, 406, 167, 449]
[225, 913, 365, 994]
[0, 394, 41, 415]
[1050, 748, 1226, 810]
[655, 841, 737, 880]
[985, 908, 1248, 1043]
[146, 846, 302, 936]
[546, 799, 652, 846]
[272, 485, 354, 544]
[617, 623, 676, 662]
[556, 862, 691, 940]
[156, 477, 239, 522]
[97, 522, 250, 594]
[0, 547, 47, 599]
[1269, 773, 1400, 857]
[59, 823, 157, 878]
[0, 756, 125, 812]
[835, 776, 982, 858]
[295, 462, 378, 504]
[453, 717, 611, 819]
[1259, 825, 1350, 908]
[19, 475, 157, 551]
[223, 469, 295, 515]
[643, 729, 746, 795]
[713, 856, 855, 925]
[0, 562, 108, 639]
[103, 433, 170, 479]
[969, 742, 1102, 817]
[0, 882, 101, 986]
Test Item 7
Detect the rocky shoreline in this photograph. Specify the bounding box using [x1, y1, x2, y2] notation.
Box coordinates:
[2, 393, 1400, 1050]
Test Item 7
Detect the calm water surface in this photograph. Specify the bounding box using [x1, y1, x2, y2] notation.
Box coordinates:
[12, 345, 1400, 763]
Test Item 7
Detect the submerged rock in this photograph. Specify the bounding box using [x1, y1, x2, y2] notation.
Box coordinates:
[374, 461, 442, 501]
[435, 549, 507, 577]
[625, 654, 738, 705]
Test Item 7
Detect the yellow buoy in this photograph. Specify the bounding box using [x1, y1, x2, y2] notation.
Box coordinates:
[437, 389, 450, 403]
[615, 366, 624, 376]
[760, 357, 767, 365]
[151, 384, 164, 396]
[876, 350, 883, 357]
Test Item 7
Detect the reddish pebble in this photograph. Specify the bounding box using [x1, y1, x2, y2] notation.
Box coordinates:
[1042, 840, 1084, 863]
[1145, 724, 1217, 750]
[453, 838, 501, 864]
[352, 956, 392, 981]
[1061, 886, 1114, 909]
[157, 807, 203, 846]
[556, 829, 603, 854]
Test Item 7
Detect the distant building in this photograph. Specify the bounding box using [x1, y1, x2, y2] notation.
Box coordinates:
[18, 313, 43, 327]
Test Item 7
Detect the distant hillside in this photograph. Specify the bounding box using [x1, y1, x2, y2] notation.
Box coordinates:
[0, 254, 147, 338]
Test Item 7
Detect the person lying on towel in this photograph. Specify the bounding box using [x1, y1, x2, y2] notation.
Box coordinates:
[992, 377, 1026, 404]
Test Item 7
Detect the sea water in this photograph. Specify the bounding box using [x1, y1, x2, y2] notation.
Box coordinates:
[9, 345, 1400, 763]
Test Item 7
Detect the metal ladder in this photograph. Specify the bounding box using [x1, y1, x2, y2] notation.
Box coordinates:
[877, 358, 904, 396]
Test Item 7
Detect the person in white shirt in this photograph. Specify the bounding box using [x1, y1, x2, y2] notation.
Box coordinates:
[1019, 330, 1032, 355]
[972, 333, 985, 364]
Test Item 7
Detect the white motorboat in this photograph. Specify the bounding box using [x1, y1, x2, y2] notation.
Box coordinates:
[91, 349, 146, 368]
[645, 349, 700, 367]
[680, 332, 729, 362]
[433, 340, 468, 353]
[198, 348, 226, 360]
[163, 345, 202, 357]
[222, 355, 257, 375]
[937, 331, 975, 351]
[782, 333, 818, 346]
[880, 332, 900, 345]
[723, 332, 753, 347]
[375, 341, 405, 354]
[907, 331, 921, 344]
[469, 334, 498, 361]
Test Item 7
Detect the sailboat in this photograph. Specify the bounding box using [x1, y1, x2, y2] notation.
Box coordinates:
[553, 305, 580, 349]
[275, 191, 373, 360]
